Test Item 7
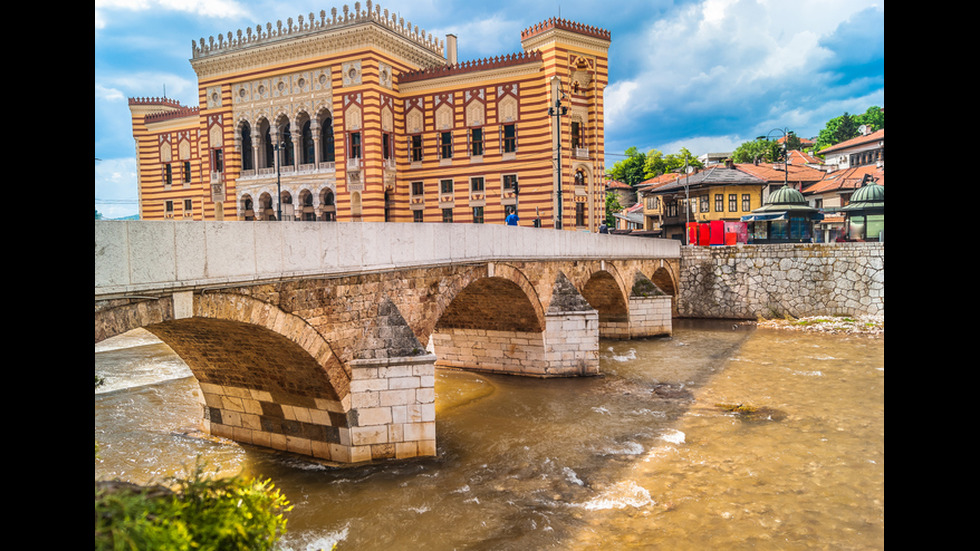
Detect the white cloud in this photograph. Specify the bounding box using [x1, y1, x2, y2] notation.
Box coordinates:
[95, 0, 251, 18]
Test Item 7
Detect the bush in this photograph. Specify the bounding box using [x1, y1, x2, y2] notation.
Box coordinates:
[95, 461, 291, 551]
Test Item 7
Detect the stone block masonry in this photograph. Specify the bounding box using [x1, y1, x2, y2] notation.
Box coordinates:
[347, 354, 437, 462]
[677, 243, 883, 319]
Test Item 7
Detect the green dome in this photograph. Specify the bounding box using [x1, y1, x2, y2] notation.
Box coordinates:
[766, 185, 806, 205]
[849, 181, 884, 204]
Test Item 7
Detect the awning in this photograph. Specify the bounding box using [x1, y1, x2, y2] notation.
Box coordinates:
[740, 212, 825, 222]
[741, 213, 785, 222]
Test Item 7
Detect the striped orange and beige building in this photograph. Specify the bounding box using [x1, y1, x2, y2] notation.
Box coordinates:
[129, 3, 610, 230]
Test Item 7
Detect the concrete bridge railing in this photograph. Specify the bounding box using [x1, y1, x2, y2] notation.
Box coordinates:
[95, 221, 681, 298]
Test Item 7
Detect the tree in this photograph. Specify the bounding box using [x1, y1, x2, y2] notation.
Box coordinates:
[643, 147, 703, 179]
[607, 147, 647, 187]
[732, 138, 782, 164]
[856, 106, 884, 132]
[604, 192, 623, 227]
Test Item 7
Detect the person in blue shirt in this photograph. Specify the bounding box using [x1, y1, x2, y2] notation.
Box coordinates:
[506, 211, 519, 226]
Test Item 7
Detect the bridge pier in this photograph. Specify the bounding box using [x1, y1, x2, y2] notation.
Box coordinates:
[346, 354, 437, 462]
[431, 309, 600, 377]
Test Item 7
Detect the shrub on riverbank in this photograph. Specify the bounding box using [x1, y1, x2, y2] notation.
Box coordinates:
[95, 461, 290, 550]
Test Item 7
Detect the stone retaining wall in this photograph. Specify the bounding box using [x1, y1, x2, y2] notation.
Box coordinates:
[677, 243, 883, 319]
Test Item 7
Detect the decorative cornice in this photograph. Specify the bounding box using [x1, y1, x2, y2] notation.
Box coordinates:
[191, 3, 444, 62]
[521, 17, 611, 42]
[398, 51, 543, 83]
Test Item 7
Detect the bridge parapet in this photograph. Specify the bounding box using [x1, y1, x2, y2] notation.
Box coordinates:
[95, 221, 680, 298]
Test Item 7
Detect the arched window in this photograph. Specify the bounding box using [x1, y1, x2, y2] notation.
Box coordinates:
[264, 127, 274, 169]
[301, 121, 314, 165]
[240, 122, 253, 171]
[279, 123, 294, 167]
[321, 117, 335, 163]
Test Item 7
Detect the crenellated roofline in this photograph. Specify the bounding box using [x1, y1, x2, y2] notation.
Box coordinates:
[191, 2, 444, 61]
[520, 17, 611, 42]
[399, 51, 542, 84]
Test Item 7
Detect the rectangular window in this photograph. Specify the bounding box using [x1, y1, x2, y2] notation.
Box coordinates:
[413, 210, 424, 223]
[715, 194, 723, 212]
[571, 121, 581, 149]
[183, 161, 191, 183]
[440, 131, 453, 159]
[472, 206, 484, 224]
[470, 128, 483, 156]
[382, 133, 391, 160]
[212, 149, 223, 172]
[442, 208, 453, 223]
[503, 124, 517, 153]
[667, 201, 677, 217]
[700, 195, 709, 213]
[165, 200, 174, 213]
[729, 194, 737, 212]
[412, 181, 424, 196]
[440, 179, 454, 195]
[470, 177, 484, 193]
[184, 199, 192, 211]
[349, 132, 361, 159]
[503, 174, 518, 193]
[165, 164, 173, 185]
[411, 135, 422, 162]
[742, 194, 751, 212]
[576, 203, 586, 227]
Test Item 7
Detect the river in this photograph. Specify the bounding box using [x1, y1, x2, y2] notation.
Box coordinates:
[95, 320, 884, 550]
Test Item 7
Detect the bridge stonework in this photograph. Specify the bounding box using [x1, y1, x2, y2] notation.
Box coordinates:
[95, 221, 680, 464]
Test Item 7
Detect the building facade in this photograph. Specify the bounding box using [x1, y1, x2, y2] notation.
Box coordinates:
[128, 3, 610, 229]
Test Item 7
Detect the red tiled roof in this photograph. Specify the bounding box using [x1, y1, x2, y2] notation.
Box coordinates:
[805, 164, 883, 195]
[735, 161, 826, 185]
[817, 129, 885, 155]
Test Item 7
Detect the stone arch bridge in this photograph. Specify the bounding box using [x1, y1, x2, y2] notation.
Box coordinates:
[95, 222, 679, 464]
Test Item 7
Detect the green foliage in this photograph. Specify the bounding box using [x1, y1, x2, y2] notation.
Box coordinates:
[642, 147, 703, 179]
[607, 146, 647, 187]
[732, 138, 781, 164]
[95, 461, 291, 551]
[814, 106, 884, 152]
[604, 193, 623, 227]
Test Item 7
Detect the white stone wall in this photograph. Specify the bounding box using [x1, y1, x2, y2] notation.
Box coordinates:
[347, 355, 437, 462]
[677, 243, 884, 319]
[628, 295, 673, 337]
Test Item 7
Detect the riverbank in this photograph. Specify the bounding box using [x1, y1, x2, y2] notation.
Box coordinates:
[755, 314, 884, 336]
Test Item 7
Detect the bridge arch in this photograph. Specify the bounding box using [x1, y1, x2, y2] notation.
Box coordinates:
[96, 292, 353, 461]
[430, 263, 551, 376]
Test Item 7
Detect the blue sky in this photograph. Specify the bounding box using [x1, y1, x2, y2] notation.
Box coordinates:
[95, 0, 884, 219]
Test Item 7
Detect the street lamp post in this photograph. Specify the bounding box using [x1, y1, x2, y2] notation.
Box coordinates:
[758, 128, 793, 189]
[548, 81, 568, 230]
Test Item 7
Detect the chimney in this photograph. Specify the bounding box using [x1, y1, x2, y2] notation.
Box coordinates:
[446, 34, 458, 65]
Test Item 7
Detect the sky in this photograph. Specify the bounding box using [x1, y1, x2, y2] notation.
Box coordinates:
[94, 0, 884, 219]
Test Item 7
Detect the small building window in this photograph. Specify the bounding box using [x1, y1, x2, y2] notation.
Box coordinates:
[502, 124, 517, 153]
[349, 132, 361, 159]
[412, 181, 424, 196]
[575, 203, 586, 227]
[413, 210, 424, 223]
[440, 131, 453, 159]
[442, 208, 453, 223]
[165, 164, 173, 186]
[729, 194, 737, 212]
[715, 194, 723, 212]
[700, 195, 709, 213]
[440, 179, 454, 195]
[503, 174, 518, 194]
[212, 148, 223, 173]
[470, 128, 483, 156]
[410, 134, 423, 162]
[183, 161, 191, 183]
[742, 194, 751, 212]
[472, 206, 484, 224]
[470, 177, 484, 193]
